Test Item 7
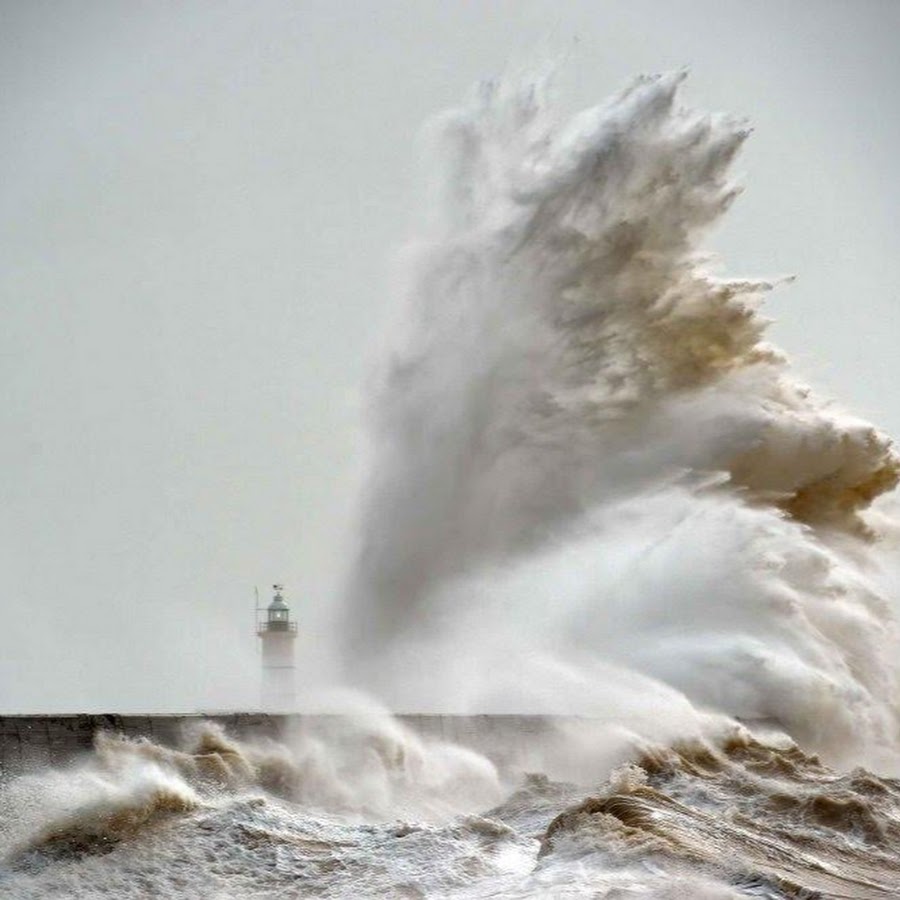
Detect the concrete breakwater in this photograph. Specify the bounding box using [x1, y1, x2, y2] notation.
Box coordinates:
[0, 713, 563, 776]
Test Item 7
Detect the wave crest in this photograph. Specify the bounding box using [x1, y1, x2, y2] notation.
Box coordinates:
[343, 71, 900, 765]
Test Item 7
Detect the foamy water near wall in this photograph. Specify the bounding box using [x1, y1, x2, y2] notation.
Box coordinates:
[4, 712, 900, 898]
[0, 714, 569, 776]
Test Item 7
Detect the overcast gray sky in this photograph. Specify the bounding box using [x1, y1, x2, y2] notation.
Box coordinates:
[2, 0, 898, 713]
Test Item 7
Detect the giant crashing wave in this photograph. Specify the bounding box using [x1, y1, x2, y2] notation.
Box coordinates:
[6, 71, 900, 900]
[342, 71, 900, 770]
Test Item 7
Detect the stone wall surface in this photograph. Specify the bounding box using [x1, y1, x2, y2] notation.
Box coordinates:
[0, 714, 566, 776]
[0, 714, 282, 775]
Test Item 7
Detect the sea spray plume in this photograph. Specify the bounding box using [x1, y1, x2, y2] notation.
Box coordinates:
[343, 72, 900, 762]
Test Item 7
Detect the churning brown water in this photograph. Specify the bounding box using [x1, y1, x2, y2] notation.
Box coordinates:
[4, 718, 900, 897]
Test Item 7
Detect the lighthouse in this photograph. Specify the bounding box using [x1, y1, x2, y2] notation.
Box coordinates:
[257, 584, 297, 711]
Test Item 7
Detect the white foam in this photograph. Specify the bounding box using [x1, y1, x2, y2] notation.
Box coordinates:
[342, 72, 900, 768]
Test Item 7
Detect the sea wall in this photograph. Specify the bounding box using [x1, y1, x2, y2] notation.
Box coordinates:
[0, 713, 564, 776]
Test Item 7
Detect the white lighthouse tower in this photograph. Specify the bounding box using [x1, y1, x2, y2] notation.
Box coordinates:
[257, 584, 297, 711]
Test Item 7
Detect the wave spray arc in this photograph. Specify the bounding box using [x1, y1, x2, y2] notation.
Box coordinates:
[343, 71, 900, 766]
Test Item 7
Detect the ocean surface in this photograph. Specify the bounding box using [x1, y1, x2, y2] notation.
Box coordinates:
[3, 716, 900, 898]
